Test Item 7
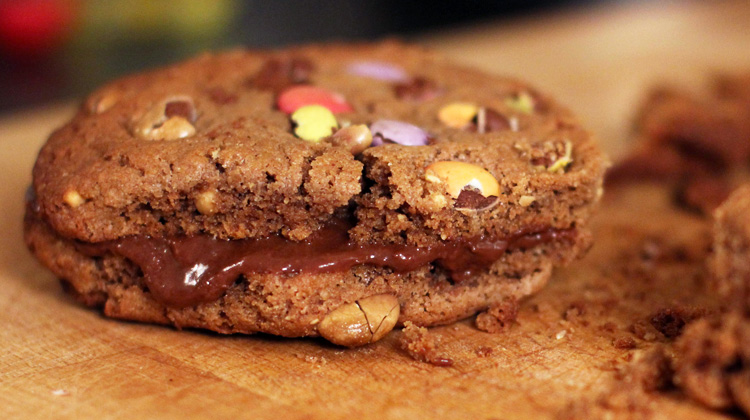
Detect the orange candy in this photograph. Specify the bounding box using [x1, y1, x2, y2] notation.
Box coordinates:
[277, 85, 353, 114]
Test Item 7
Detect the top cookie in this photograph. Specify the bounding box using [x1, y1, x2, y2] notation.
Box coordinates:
[32, 41, 605, 246]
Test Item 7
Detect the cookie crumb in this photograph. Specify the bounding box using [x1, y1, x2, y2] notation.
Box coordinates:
[475, 346, 493, 357]
[629, 320, 657, 341]
[475, 298, 518, 333]
[649, 305, 709, 339]
[399, 321, 453, 367]
[624, 346, 674, 392]
[562, 301, 587, 322]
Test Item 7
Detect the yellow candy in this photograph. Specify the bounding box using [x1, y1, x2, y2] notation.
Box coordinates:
[424, 161, 500, 199]
[505, 92, 535, 114]
[291, 105, 339, 142]
[438, 102, 479, 128]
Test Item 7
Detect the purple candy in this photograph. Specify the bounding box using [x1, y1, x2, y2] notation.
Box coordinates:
[346, 61, 409, 82]
[370, 120, 429, 146]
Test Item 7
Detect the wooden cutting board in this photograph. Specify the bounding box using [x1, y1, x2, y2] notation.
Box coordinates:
[3, 1, 750, 418]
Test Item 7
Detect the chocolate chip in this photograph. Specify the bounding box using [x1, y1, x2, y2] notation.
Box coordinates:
[484, 108, 512, 132]
[249, 57, 314, 92]
[206, 87, 238, 105]
[454, 187, 498, 211]
[470, 107, 511, 133]
[394, 77, 441, 101]
[164, 100, 196, 122]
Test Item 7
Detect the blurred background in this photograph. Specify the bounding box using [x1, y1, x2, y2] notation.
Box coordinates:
[0, 0, 622, 112]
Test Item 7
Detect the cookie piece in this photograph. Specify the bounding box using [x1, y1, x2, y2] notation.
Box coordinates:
[668, 185, 750, 415]
[712, 184, 750, 310]
[675, 312, 750, 415]
[608, 73, 750, 215]
[25, 41, 606, 345]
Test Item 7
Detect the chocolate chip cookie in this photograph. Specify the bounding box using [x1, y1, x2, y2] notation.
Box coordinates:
[24, 41, 606, 346]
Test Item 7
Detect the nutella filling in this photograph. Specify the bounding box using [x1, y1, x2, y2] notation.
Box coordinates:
[77, 218, 575, 308]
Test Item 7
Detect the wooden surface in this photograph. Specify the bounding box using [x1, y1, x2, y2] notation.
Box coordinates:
[3, 1, 750, 418]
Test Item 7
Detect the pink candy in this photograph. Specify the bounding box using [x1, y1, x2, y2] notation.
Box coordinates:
[277, 85, 353, 114]
[370, 120, 429, 146]
[346, 61, 408, 82]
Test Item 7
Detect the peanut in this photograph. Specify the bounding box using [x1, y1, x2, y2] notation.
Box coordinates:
[318, 294, 400, 347]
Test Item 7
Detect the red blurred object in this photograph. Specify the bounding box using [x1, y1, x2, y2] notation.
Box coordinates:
[0, 0, 77, 59]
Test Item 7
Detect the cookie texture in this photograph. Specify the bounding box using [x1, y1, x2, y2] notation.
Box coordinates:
[712, 184, 750, 310]
[25, 41, 605, 340]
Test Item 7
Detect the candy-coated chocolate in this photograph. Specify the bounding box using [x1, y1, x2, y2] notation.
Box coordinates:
[291, 105, 338, 142]
[278, 85, 353, 114]
[370, 119, 429, 146]
[346, 61, 408, 82]
[424, 161, 500, 199]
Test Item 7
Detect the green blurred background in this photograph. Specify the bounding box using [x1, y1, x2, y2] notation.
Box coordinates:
[0, 0, 617, 111]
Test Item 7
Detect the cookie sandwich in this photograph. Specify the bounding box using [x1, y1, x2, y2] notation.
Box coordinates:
[25, 42, 606, 346]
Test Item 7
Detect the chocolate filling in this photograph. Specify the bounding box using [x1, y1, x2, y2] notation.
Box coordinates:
[76, 218, 575, 308]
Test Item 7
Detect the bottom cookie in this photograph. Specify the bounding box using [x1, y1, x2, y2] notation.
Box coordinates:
[25, 207, 585, 345]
